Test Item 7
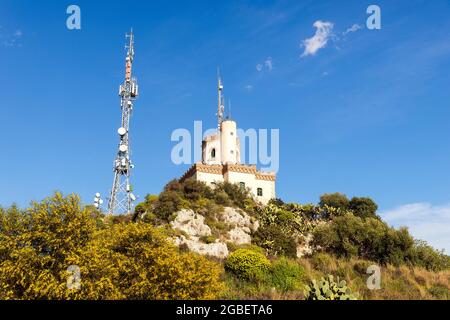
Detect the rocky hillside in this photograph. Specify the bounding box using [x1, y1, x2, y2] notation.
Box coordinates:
[1, 181, 448, 300]
[132, 178, 450, 300]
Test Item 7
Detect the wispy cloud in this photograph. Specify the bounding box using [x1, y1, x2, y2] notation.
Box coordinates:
[380, 203, 450, 253]
[264, 57, 273, 71]
[343, 24, 362, 35]
[244, 84, 253, 92]
[1, 28, 24, 47]
[256, 57, 274, 72]
[301, 20, 334, 57]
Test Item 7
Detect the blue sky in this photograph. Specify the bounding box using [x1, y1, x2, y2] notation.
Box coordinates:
[1, 0, 449, 251]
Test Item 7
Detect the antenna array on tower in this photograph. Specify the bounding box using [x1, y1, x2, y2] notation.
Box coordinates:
[107, 30, 139, 215]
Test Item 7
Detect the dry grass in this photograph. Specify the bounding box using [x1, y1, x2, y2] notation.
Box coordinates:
[301, 254, 450, 300]
[222, 253, 450, 300]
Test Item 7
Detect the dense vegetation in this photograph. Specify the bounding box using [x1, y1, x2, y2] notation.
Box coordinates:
[0, 180, 449, 300]
[134, 179, 256, 222]
[0, 193, 223, 299]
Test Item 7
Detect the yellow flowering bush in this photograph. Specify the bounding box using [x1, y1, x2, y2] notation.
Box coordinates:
[0, 192, 224, 300]
[225, 249, 271, 282]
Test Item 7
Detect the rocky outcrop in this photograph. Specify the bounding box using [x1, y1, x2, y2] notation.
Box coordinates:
[221, 207, 259, 245]
[170, 209, 211, 237]
[173, 235, 229, 259]
[227, 227, 251, 245]
[220, 207, 259, 233]
[170, 209, 228, 259]
[170, 207, 259, 259]
[296, 234, 314, 258]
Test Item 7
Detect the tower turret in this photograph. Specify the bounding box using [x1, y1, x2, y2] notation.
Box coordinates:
[220, 119, 239, 164]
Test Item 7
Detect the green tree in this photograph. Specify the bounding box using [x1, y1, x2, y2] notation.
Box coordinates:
[254, 225, 297, 258]
[312, 213, 416, 265]
[319, 193, 350, 211]
[349, 197, 379, 219]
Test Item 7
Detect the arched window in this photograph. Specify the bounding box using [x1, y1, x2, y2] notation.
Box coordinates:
[211, 148, 216, 158]
[239, 182, 245, 189]
[257, 188, 263, 196]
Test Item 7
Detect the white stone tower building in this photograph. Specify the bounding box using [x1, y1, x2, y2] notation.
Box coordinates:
[180, 75, 276, 204]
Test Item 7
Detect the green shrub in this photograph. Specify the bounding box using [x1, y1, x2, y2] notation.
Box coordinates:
[270, 257, 306, 292]
[225, 249, 271, 282]
[183, 179, 214, 201]
[310, 253, 336, 273]
[305, 275, 358, 300]
[199, 235, 216, 244]
[233, 244, 266, 254]
[226, 242, 239, 252]
[213, 182, 253, 209]
[353, 260, 372, 275]
[254, 225, 297, 258]
[143, 179, 217, 221]
[153, 190, 183, 220]
[319, 193, 380, 220]
[349, 197, 379, 219]
[312, 214, 420, 267]
[214, 191, 231, 206]
[141, 212, 161, 225]
[406, 240, 450, 272]
[428, 285, 450, 300]
[319, 193, 349, 211]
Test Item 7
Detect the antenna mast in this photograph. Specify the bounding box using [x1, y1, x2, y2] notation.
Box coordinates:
[217, 69, 225, 130]
[108, 29, 139, 215]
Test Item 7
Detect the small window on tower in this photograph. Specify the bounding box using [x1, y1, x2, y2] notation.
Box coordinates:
[231, 150, 234, 154]
[211, 148, 216, 158]
[257, 188, 263, 197]
[239, 182, 245, 189]
[230, 132, 234, 136]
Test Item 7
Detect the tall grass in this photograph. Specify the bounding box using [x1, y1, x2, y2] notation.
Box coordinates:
[222, 253, 450, 300]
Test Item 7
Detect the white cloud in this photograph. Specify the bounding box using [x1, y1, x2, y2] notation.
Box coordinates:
[256, 57, 273, 73]
[244, 84, 253, 92]
[301, 20, 334, 57]
[380, 203, 450, 253]
[2, 28, 23, 47]
[264, 57, 273, 71]
[343, 24, 362, 35]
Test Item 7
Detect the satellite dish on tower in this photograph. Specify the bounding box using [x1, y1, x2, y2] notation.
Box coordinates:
[118, 127, 127, 136]
[119, 144, 128, 152]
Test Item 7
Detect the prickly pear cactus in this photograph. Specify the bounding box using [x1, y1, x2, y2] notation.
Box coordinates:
[305, 275, 358, 300]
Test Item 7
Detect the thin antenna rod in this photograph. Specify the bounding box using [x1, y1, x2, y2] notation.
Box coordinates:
[217, 68, 224, 130]
[125, 29, 134, 82]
